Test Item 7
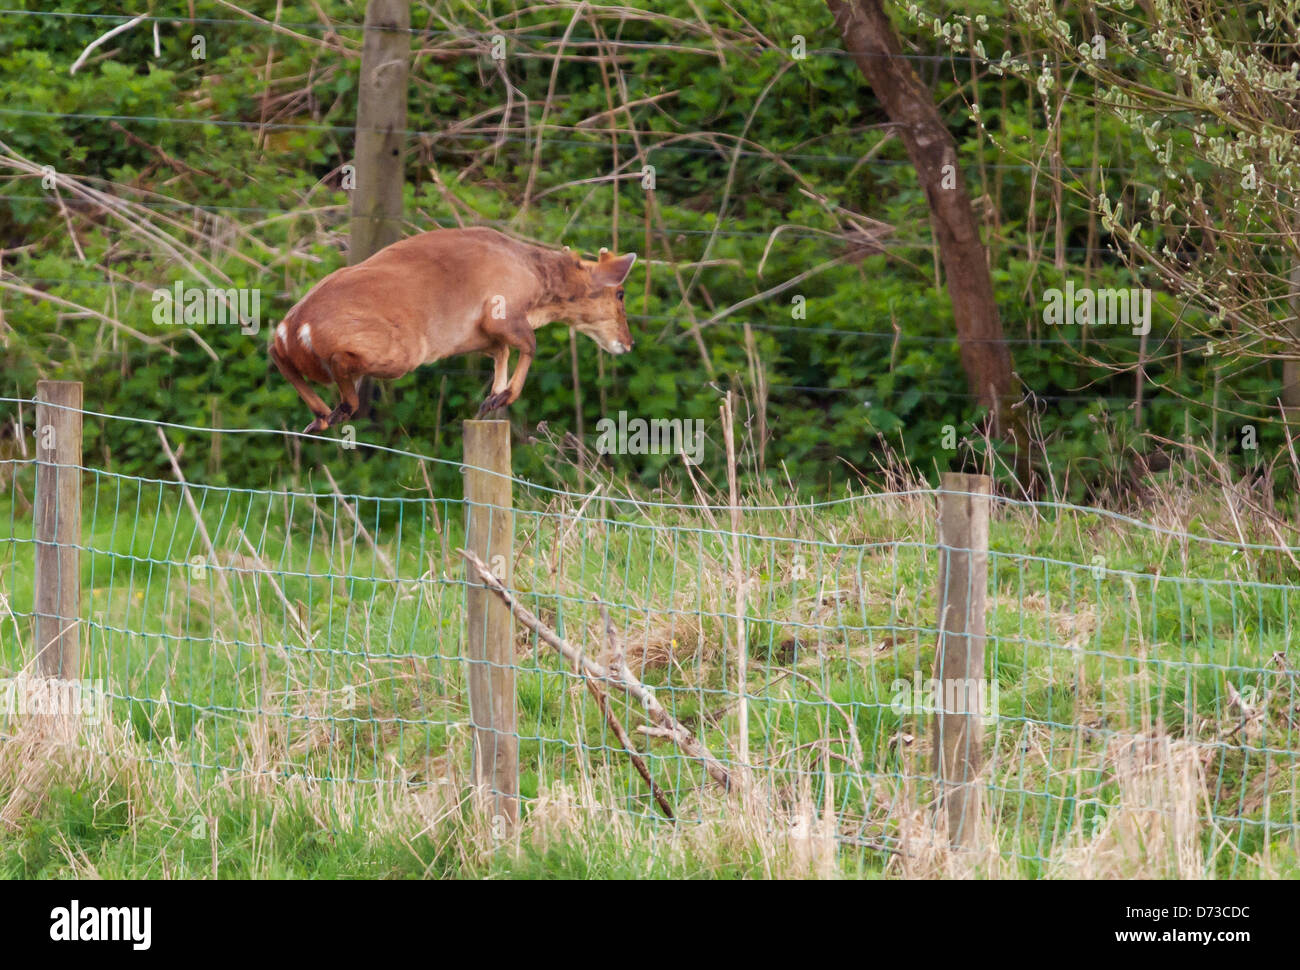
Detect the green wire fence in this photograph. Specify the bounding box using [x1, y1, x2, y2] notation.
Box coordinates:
[1, 389, 1298, 875]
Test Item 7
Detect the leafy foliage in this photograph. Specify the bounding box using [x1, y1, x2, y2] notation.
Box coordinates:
[0, 1, 1284, 501]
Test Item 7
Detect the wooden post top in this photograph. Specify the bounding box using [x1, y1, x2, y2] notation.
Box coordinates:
[940, 471, 992, 492]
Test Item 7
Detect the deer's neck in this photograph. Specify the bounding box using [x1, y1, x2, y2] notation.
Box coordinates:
[526, 247, 586, 329]
[525, 301, 571, 330]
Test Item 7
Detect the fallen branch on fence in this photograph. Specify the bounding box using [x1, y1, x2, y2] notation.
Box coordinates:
[460, 548, 744, 797]
[582, 677, 676, 820]
[588, 601, 675, 819]
[635, 726, 679, 740]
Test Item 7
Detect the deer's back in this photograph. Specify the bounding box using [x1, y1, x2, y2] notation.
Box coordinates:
[282, 228, 545, 376]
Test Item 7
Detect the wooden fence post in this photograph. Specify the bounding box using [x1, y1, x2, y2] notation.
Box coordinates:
[933, 472, 990, 850]
[34, 380, 83, 681]
[464, 420, 518, 828]
[350, 0, 409, 266]
[349, 0, 410, 419]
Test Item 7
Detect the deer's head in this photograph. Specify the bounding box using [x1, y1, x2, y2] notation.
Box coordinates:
[565, 248, 637, 354]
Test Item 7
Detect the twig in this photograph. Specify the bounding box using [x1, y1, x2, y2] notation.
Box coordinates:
[837, 834, 905, 857]
[211, 0, 358, 54]
[49, 185, 86, 263]
[722, 391, 749, 765]
[109, 121, 228, 185]
[575, 90, 680, 127]
[678, 669, 795, 731]
[416, 460, 444, 537]
[635, 726, 678, 739]
[581, 675, 675, 820]
[689, 255, 851, 333]
[69, 14, 147, 75]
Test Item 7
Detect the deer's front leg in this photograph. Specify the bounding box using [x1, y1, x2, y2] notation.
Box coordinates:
[477, 314, 535, 415]
[476, 345, 511, 418]
[501, 349, 533, 406]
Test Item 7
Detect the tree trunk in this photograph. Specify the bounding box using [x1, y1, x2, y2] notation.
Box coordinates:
[826, 0, 1029, 480]
[350, 0, 409, 265]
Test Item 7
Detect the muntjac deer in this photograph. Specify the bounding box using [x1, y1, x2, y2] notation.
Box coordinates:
[270, 227, 637, 432]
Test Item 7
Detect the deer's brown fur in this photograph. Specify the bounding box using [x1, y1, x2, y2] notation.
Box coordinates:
[270, 227, 637, 432]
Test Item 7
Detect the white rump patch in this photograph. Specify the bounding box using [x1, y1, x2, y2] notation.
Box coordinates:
[299, 323, 312, 351]
[275, 322, 287, 346]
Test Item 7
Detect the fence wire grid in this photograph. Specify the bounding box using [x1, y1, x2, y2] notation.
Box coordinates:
[1, 400, 1298, 874]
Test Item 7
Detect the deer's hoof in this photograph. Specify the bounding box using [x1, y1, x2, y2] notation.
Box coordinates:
[476, 392, 509, 417]
[304, 416, 330, 434]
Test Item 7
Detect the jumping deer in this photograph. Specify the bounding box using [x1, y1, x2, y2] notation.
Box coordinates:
[270, 227, 638, 432]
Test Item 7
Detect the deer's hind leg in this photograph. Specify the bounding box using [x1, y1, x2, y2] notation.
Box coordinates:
[271, 340, 333, 432]
[317, 353, 365, 430]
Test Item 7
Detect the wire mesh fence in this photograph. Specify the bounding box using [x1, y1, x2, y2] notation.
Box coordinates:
[1, 397, 1298, 874]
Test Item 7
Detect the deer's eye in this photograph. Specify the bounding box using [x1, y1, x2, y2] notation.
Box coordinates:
[615, 289, 625, 301]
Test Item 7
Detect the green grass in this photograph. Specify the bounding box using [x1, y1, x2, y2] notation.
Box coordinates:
[1, 465, 1298, 878]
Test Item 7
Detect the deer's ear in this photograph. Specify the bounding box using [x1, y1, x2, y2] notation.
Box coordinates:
[591, 253, 636, 287]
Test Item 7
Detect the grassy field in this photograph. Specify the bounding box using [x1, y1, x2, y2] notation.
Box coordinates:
[1, 457, 1298, 878]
